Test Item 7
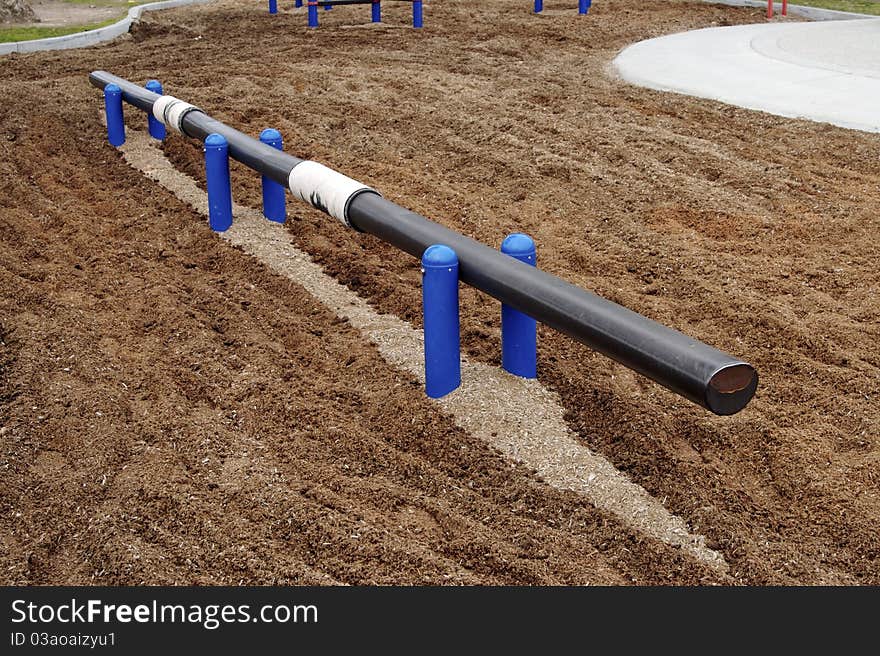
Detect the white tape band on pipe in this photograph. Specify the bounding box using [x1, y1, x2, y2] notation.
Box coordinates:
[151, 95, 176, 125]
[151, 95, 200, 133]
[165, 100, 200, 133]
[288, 161, 379, 227]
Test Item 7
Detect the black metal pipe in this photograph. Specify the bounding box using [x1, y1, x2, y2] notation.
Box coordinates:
[316, 0, 413, 4]
[317, 0, 377, 5]
[89, 70, 758, 415]
[88, 71, 302, 187]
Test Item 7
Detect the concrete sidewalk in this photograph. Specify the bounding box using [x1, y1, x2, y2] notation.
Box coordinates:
[613, 17, 880, 133]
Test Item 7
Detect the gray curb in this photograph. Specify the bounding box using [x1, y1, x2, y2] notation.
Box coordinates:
[704, 0, 874, 21]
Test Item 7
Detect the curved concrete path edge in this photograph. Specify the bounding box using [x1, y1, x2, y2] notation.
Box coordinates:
[0, 0, 215, 56]
[615, 5, 880, 133]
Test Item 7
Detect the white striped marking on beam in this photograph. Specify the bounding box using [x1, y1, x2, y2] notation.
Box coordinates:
[152, 95, 201, 133]
[288, 160, 378, 227]
[120, 131, 730, 573]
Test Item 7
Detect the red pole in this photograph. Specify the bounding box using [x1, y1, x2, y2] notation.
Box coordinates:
[782, 0, 787, 15]
[767, 0, 773, 18]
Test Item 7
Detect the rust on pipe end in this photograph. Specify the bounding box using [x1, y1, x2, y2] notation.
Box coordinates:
[706, 363, 758, 415]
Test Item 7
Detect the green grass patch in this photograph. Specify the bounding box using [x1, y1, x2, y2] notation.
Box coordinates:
[0, 17, 119, 43]
[785, 0, 880, 15]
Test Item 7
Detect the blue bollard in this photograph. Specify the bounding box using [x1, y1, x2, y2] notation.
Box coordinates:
[534, 0, 543, 13]
[103, 83, 125, 147]
[205, 133, 233, 232]
[579, 0, 590, 14]
[371, 0, 380, 22]
[145, 80, 166, 141]
[501, 234, 537, 379]
[422, 245, 461, 398]
[295, 0, 302, 6]
[269, 0, 277, 13]
[259, 128, 286, 223]
[413, 0, 422, 28]
[308, 1, 318, 26]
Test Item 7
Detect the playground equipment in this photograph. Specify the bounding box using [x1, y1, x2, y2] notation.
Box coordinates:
[269, 0, 423, 28]
[534, 0, 591, 14]
[767, 0, 788, 18]
[90, 70, 757, 415]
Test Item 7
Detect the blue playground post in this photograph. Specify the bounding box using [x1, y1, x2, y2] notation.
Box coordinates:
[534, 0, 543, 13]
[145, 80, 166, 141]
[579, 0, 590, 14]
[371, 0, 380, 22]
[308, 0, 318, 26]
[205, 133, 233, 232]
[422, 245, 461, 398]
[268, 0, 277, 13]
[295, 0, 302, 6]
[325, 1, 331, 9]
[500, 233, 537, 379]
[103, 83, 125, 147]
[413, 0, 423, 28]
[259, 128, 286, 223]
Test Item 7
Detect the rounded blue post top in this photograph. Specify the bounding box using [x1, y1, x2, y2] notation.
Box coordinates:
[145, 80, 166, 141]
[260, 128, 283, 145]
[422, 244, 458, 269]
[204, 133, 227, 148]
[501, 233, 536, 260]
[104, 83, 121, 95]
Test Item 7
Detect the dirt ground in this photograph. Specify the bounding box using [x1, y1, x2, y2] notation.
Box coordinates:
[25, 0, 127, 27]
[0, 0, 878, 585]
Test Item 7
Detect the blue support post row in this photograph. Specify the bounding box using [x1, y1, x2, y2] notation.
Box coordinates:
[144, 80, 166, 141]
[372, 0, 380, 22]
[534, 0, 543, 13]
[308, 0, 318, 27]
[205, 133, 233, 232]
[259, 128, 287, 223]
[413, 0, 422, 28]
[103, 83, 125, 147]
[422, 245, 461, 398]
[88, 71, 759, 416]
[268, 0, 277, 13]
[579, 0, 590, 14]
[500, 234, 537, 379]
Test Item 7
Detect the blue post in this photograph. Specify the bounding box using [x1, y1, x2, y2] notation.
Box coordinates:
[579, 0, 590, 14]
[103, 83, 125, 147]
[413, 0, 422, 28]
[259, 128, 286, 223]
[371, 0, 380, 22]
[325, 1, 331, 9]
[205, 133, 233, 232]
[501, 234, 537, 379]
[295, 0, 302, 6]
[308, 1, 318, 26]
[269, 0, 277, 13]
[534, 0, 543, 13]
[422, 245, 461, 398]
[145, 80, 166, 141]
